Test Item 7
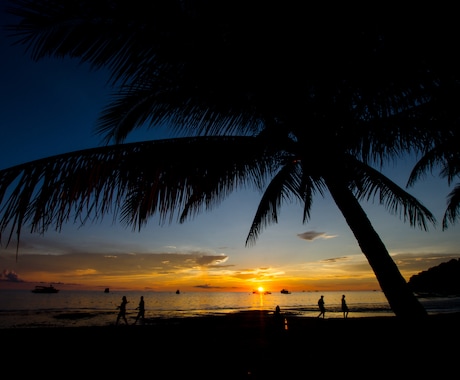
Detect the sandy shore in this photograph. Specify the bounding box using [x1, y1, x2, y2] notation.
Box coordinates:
[2, 311, 458, 378]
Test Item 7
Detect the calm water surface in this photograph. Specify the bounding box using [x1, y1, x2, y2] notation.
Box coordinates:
[1, 289, 393, 315]
[1, 289, 459, 328]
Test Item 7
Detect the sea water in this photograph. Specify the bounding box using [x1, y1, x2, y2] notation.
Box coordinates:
[1, 289, 459, 328]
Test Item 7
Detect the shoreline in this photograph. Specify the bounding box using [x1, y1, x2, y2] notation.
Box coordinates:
[1, 306, 458, 329]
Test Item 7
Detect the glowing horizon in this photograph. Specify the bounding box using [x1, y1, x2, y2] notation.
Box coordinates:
[2, 247, 458, 293]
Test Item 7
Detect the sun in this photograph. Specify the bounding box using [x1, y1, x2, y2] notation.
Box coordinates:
[257, 286, 264, 293]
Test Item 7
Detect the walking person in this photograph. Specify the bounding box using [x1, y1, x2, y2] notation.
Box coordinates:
[133, 296, 145, 325]
[317, 295, 326, 318]
[116, 295, 129, 325]
[341, 294, 349, 318]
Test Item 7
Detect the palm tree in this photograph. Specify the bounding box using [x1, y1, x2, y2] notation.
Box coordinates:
[2, 1, 458, 318]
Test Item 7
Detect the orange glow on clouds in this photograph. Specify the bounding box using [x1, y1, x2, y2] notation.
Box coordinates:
[1, 249, 459, 292]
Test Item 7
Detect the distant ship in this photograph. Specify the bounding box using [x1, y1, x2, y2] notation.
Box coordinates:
[31, 284, 59, 294]
[104, 288, 110, 293]
[280, 289, 291, 294]
[176, 289, 180, 294]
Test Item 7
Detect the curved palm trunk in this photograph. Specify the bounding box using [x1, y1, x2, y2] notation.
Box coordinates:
[324, 177, 427, 319]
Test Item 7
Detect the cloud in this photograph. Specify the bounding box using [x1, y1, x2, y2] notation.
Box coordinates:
[297, 231, 337, 241]
[321, 256, 349, 263]
[1, 269, 24, 282]
[0, 252, 230, 282]
[196, 255, 228, 266]
[194, 283, 225, 289]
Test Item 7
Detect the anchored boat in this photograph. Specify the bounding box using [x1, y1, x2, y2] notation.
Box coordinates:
[31, 285, 59, 293]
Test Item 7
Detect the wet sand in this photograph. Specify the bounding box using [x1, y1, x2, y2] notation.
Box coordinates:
[2, 311, 458, 378]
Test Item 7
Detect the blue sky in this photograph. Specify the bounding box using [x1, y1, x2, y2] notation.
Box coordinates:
[1, 8, 459, 292]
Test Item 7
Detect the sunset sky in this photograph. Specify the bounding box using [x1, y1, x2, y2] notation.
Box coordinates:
[1, 8, 459, 293]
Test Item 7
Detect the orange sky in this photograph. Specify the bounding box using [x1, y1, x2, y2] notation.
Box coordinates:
[2, 248, 457, 293]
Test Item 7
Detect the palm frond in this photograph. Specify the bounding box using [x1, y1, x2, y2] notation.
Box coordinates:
[443, 184, 460, 229]
[352, 160, 436, 230]
[245, 161, 303, 246]
[96, 79, 263, 144]
[299, 173, 328, 224]
[407, 140, 460, 187]
[406, 148, 445, 187]
[0, 136, 271, 247]
[174, 138, 278, 223]
[5, 0, 188, 86]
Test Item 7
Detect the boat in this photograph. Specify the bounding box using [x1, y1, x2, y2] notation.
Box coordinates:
[280, 289, 291, 294]
[31, 285, 59, 293]
[176, 289, 180, 294]
[253, 290, 271, 295]
[104, 288, 110, 293]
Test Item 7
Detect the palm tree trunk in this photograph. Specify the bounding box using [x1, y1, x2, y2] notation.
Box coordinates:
[325, 177, 428, 319]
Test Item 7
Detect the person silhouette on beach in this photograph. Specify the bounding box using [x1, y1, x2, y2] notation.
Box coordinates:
[317, 295, 326, 318]
[341, 294, 349, 319]
[133, 296, 145, 325]
[274, 305, 285, 331]
[116, 296, 129, 325]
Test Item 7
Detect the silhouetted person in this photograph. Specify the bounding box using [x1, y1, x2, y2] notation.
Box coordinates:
[341, 294, 349, 318]
[133, 296, 145, 325]
[116, 296, 129, 325]
[317, 295, 326, 318]
[274, 305, 284, 331]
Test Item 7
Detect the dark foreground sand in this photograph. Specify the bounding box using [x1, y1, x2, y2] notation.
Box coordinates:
[2, 311, 458, 378]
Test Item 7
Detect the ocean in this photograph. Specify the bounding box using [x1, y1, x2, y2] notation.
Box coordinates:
[1, 289, 459, 328]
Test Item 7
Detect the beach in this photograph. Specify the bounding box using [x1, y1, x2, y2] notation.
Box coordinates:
[2, 310, 458, 378]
